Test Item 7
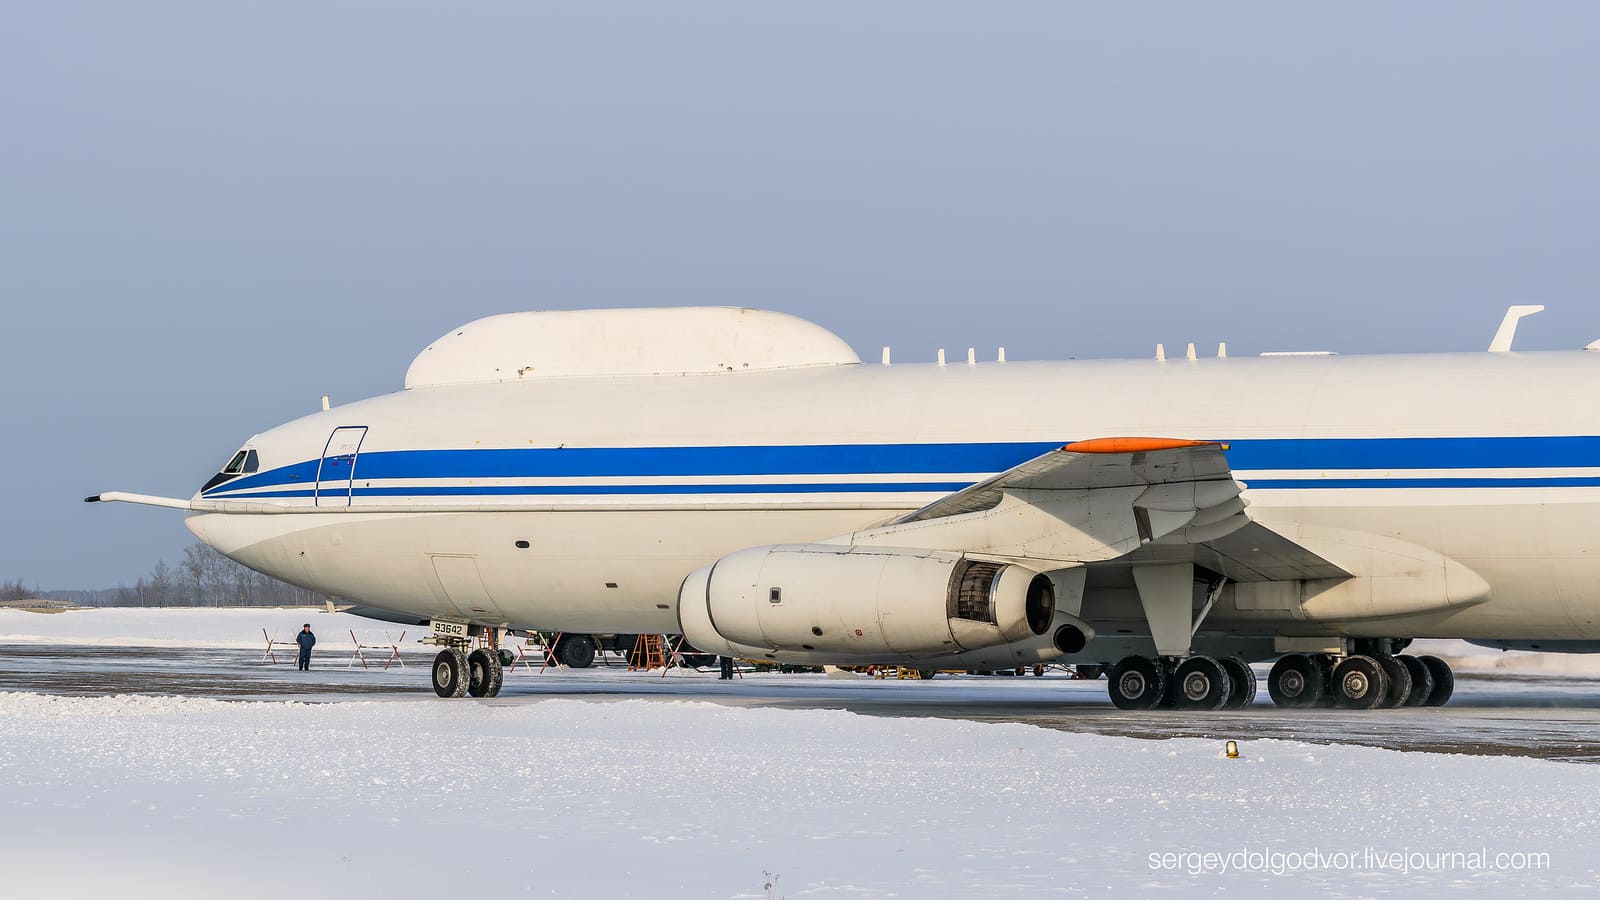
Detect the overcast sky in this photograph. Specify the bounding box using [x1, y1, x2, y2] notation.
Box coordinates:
[4, 3, 1599, 588]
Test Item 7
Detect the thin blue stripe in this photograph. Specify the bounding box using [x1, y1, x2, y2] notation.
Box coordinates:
[1245, 477, 1600, 490]
[220, 481, 977, 500]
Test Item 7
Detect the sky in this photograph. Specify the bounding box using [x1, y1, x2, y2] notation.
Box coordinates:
[4, 3, 1600, 588]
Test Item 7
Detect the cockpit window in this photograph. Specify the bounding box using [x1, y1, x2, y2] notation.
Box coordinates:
[203, 447, 261, 494]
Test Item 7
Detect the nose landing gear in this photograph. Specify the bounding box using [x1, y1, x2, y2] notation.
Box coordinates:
[431, 648, 469, 698]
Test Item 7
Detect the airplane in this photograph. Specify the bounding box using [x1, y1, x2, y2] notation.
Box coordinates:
[88, 305, 1600, 709]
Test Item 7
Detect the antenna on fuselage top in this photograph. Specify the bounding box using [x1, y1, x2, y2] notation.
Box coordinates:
[1488, 305, 1545, 352]
[321, 395, 330, 411]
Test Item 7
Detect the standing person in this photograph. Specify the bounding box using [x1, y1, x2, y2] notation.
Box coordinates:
[296, 623, 316, 671]
[718, 654, 734, 681]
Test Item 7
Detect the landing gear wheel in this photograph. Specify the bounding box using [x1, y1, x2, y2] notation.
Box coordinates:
[1267, 653, 1325, 708]
[1418, 655, 1454, 706]
[554, 634, 597, 669]
[1374, 655, 1411, 708]
[1172, 656, 1232, 710]
[1075, 665, 1104, 680]
[467, 648, 504, 698]
[1332, 655, 1390, 709]
[1217, 657, 1257, 709]
[1107, 655, 1166, 710]
[431, 648, 469, 698]
[496, 648, 515, 668]
[1398, 655, 1434, 707]
[917, 669, 938, 680]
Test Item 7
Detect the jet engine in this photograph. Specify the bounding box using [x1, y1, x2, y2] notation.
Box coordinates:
[677, 544, 1056, 663]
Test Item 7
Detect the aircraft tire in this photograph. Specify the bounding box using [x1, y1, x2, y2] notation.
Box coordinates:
[918, 669, 938, 680]
[1172, 656, 1232, 710]
[467, 648, 503, 698]
[1332, 655, 1389, 709]
[1217, 656, 1257, 709]
[432, 649, 469, 699]
[1418, 655, 1454, 707]
[1107, 655, 1166, 710]
[1374, 655, 1412, 708]
[1267, 653, 1324, 708]
[496, 648, 515, 668]
[1076, 665, 1105, 680]
[555, 633, 597, 669]
[1398, 655, 1434, 707]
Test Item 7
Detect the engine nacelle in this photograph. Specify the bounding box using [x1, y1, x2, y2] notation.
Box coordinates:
[677, 544, 1056, 662]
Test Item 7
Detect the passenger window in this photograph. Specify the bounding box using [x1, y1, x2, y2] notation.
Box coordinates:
[221, 450, 248, 474]
[243, 450, 260, 474]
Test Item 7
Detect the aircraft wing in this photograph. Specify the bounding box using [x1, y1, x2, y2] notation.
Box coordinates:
[841, 437, 1347, 582]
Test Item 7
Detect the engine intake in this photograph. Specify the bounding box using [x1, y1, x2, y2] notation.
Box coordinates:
[678, 544, 1056, 662]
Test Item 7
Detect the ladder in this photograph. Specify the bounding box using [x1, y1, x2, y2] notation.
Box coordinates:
[629, 633, 667, 671]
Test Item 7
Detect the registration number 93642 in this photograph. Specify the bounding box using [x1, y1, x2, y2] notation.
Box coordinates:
[430, 620, 469, 639]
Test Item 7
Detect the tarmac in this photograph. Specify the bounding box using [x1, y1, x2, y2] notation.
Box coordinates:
[4, 642, 1599, 763]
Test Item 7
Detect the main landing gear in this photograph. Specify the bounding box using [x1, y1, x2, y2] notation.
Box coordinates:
[1107, 654, 1258, 711]
[1106, 651, 1453, 711]
[1109, 563, 1457, 712]
[431, 644, 505, 698]
[1266, 652, 1453, 709]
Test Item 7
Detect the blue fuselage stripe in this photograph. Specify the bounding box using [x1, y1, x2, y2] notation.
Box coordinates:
[200, 436, 1600, 499]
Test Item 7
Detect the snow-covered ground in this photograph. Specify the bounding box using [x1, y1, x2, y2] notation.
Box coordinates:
[0, 607, 415, 651]
[4, 609, 1599, 896]
[1412, 638, 1600, 677]
[1, 691, 1596, 898]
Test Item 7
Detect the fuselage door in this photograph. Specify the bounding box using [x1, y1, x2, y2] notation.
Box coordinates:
[430, 555, 504, 619]
[315, 426, 368, 507]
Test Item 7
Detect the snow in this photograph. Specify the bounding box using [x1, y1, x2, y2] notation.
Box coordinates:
[0, 607, 412, 651]
[1412, 638, 1600, 678]
[4, 609, 1600, 895]
[1, 691, 1597, 898]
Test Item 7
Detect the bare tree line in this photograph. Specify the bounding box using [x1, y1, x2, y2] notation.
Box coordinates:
[21, 544, 329, 608]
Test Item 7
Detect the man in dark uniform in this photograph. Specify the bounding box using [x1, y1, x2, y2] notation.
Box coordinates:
[718, 655, 734, 680]
[296, 623, 316, 671]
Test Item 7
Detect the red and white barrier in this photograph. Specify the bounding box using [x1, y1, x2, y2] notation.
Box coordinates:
[260, 628, 301, 665]
[346, 629, 406, 670]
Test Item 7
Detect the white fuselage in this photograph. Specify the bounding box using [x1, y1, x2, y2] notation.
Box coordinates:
[184, 350, 1600, 643]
